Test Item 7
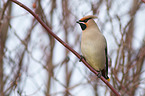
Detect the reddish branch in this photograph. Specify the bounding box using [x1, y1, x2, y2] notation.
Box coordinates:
[10, 0, 120, 95]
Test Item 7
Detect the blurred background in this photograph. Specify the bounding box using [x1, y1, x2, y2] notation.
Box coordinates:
[0, 0, 145, 96]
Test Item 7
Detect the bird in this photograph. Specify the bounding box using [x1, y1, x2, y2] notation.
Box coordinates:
[76, 15, 110, 81]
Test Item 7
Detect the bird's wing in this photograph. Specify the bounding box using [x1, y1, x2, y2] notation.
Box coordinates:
[105, 46, 108, 76]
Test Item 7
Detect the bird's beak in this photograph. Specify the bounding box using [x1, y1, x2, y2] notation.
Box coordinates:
[76, 21, 80, 23]
[76, 20, 84, 24]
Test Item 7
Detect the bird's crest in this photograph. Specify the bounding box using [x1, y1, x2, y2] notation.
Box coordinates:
[80, 15, 97, 21]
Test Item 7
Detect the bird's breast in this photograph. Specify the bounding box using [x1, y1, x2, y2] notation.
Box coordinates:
[81, 30, 106, 71]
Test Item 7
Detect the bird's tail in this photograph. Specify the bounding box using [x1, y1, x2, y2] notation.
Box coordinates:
[101, 69, 110, 82]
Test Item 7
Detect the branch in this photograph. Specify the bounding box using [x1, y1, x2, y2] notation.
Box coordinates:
[10, 0, 120, 95]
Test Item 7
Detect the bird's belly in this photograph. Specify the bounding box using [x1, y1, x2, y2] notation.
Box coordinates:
[81, 42, 105, 71]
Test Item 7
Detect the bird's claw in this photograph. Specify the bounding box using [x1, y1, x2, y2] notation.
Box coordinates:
[97, 72, 102, 78]
[79, 55, 86, 62]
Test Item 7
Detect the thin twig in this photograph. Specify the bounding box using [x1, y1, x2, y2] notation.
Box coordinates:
[10, 0, 120, 95]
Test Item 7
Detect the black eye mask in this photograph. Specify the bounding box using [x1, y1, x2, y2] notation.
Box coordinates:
[79, 18, 91, 23]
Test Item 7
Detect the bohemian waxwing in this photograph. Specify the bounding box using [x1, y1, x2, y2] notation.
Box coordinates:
[77, 15, 110, 81]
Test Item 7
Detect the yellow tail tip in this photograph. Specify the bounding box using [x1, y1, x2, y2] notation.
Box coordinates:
[107, 78, 110, 82]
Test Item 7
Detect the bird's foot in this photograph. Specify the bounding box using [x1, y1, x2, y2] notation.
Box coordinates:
[79, 55, 86, 62]
[97, 71, 102, 78]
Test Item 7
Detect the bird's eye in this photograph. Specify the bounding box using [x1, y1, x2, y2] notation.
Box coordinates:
[83, 19, 88, 22]
[82, 18, 91, 23]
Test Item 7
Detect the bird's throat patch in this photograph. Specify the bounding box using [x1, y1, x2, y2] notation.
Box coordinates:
[79, 23, 87, 30]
